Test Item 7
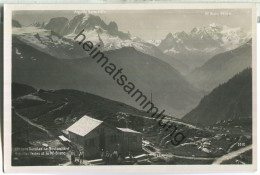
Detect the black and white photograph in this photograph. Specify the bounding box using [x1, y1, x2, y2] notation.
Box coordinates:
[3, 3, 257, 172]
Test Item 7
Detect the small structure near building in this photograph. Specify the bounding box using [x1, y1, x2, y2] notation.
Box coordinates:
[66, 115, 142, 158]
[58, 135, 71, 142]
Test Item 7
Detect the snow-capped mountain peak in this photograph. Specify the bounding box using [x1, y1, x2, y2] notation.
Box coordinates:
[159, 23, 250, 52]
[12, 15, 168, 65]
[157, 23, 251, 70]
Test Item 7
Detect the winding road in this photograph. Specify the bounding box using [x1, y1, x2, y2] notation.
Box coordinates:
[213, 145, 252, 164]
[14, 110, 52, 136]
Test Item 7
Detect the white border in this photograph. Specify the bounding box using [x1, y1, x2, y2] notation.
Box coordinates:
[3, 3, 257, 173]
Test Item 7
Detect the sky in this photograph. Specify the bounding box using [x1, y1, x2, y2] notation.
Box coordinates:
[13, 9, 252, 40]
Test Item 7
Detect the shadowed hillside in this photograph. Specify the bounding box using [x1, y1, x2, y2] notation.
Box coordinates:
[12, 84, 149, 132]
[183, 68, 252, 125]
[12, 82, 37, 99]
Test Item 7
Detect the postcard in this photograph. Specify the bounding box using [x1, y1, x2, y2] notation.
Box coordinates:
[3, 3, 257, 173]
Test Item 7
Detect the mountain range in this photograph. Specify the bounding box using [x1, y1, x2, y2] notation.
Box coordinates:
[12, 36, 201, 117]
[13, 15, 250, 76]
[158, 23, 251, 71]
[12, 14, 252, 118]
[11, 12, 254, 166]
[13, 14, 188, 75]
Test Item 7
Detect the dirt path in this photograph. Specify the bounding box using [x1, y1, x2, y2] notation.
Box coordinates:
[14, 110, 52, 136]
[213, 145, 252, 164]
[227, 136, 242, 153]
[43, 101, 68, 116]
[163, 153, 215, 161]
[143, 142, 214, 161]
[169, 120, 202, 130]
